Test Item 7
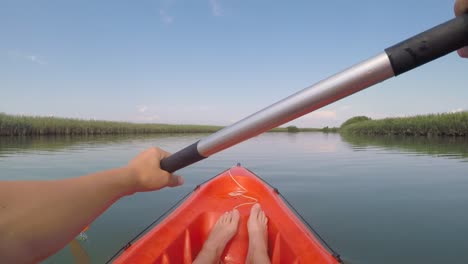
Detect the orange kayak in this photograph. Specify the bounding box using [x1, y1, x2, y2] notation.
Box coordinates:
[114, 165, 340, 264]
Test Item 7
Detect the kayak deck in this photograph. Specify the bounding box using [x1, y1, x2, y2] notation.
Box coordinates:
[114, 165, 339, 264]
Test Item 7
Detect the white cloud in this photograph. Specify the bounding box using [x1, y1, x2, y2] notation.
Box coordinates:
[137, 105, 149, 113]
[338, 105, 351, 111]
[303, 110, 337, 120]
[285, 110, 339, 128]
[209, 0, 222, 16]
[198, 105, 213, 111]
[159, 9, 174, 24]
[135, 114, 160, 122]
[27, 55, 46, 65]
[8, 50, 46, 65]
[134, 105, 161, 123]
[450, 108, 464, 113]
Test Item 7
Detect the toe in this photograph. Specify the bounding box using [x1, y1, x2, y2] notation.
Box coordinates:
[227, 211, 233, 222]
[232, 209, 240, 223]
[221, 212, 228, 223]
[250, 203, 261, 218]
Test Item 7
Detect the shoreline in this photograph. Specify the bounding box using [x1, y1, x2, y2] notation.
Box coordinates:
[4, 112, 466, 137]
[340, 112, 468, 137]
[0, 113, 332, 136]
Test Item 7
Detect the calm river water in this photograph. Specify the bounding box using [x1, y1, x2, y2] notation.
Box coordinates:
[1, 133, 468, 264]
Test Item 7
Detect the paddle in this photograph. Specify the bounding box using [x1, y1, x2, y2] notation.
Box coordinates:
[161, 14, 468, 173]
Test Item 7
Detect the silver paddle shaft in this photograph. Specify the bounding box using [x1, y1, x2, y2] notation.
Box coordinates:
[160, 14, 468, 173]
[198, 53, 394, 156]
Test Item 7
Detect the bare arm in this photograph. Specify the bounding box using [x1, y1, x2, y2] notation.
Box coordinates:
[455, 0, 468, 57]
[0, 147, 183, 263]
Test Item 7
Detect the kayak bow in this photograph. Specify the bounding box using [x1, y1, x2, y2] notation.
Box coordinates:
[114, 166, 340, 264]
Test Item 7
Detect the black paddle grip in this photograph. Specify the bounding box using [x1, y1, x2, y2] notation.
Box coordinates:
[385, 13, 468, 76]
[160, 142, 206, 173]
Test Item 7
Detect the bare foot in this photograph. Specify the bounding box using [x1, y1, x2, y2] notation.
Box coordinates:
[246, 203, 270, 264]
[193, 209, 240, 264]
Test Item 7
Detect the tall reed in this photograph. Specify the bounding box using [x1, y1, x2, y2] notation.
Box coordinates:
[0, 113, 222, 136]
[340, 112, 468, 136]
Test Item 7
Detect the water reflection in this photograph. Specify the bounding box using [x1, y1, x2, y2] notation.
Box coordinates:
[2, 133, 468, 264]
[341, 133, 468, 161]
[0, 134, 207, 157]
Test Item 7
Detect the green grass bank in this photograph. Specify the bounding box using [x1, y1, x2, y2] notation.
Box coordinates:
[0, 113, 223, 136]
[340, 112, 468, 137]
[0, 113, 331, 136]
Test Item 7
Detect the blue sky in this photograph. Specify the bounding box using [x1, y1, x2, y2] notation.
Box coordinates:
[1, 0, 466, 127]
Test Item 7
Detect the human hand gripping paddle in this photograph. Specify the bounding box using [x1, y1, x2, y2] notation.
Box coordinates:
[160, 13, 468, 173]
[456, 0, 468, 57]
